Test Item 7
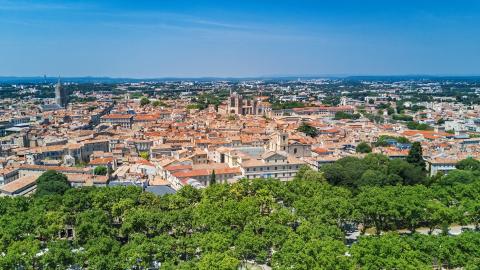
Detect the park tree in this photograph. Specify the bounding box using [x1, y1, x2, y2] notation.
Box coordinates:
[425, 200, 456, 234]
[36, 170, 70, 197]
[0, 157, 478, 269]
[272, 235, 353, 270]
[359, 169, 388, 187]
[39, 240, 75, 270]
[350, 233, 432, 269]
[456, 157, 480, 171]
[198, 252, 239, 270]
[82, 237, 121, 270]
[0, 238, 41, 270]
[293, 165, 312, 181]
[437, 170, 477, 186]
[75, 209, 113, 244]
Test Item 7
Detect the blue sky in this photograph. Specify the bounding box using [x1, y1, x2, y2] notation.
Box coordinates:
[1, 0, 479, 77]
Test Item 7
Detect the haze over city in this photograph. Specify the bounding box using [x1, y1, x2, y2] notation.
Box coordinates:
[1, 0, 480, 77]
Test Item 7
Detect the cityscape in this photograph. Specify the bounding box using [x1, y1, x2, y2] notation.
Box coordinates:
[1, 1, 480, 269]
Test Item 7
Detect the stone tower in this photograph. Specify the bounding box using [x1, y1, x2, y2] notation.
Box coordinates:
[55, 78, 67, 108]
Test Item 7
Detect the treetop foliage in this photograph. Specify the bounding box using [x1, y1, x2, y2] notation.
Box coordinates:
[355, 142, 372, 153]
[297, 122, 318, 138]
[334, 111, 361, 120]
[35, 170, 71, 197]
[0, 156, 479, 269]
[320, 153, 426, 190]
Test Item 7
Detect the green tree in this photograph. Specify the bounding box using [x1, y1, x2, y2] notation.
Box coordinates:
[0, 238, 41, 270]
[140, 97, 150, 106]
[82, 237, 121, 270]
[1, 160, 480, 269]
[297, 122, 318, 138]
[334, 111, 361, 120]
[437, 170, 477, 186]
[139, 151, 149, 160]
[36, 170, 70, 197]
[93, 166, 108, 176]
[210, 170, 216, 186]
[75, 209, 113, 244]
[293, 165, 312, 181]
[119, 234, 156, 269]
[272, 235, 354, 270]
[354, 186, 399, 234]
[356, 142, 372, 153]
[456, 157, 480, 171]
[39, 240, 75, 270]
[198, 252, 239, 270]
[407, 142, 425, 170]
[407, 121, 433, 130]
[425, 200, 455, 234]
[351, 233, 432, 269]
[358, 169, 388, 186]
[152, 100, 167, 107]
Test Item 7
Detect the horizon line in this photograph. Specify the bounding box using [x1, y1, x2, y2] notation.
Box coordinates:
[2, 73, 480, 81]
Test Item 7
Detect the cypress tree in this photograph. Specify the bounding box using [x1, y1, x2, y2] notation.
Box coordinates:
[407, 142, 425, 170]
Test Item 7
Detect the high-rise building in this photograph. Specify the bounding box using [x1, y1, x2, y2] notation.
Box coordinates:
[55, 78, 67, 108]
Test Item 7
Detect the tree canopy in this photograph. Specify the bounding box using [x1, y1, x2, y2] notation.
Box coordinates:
[297, 122, 318, 138]
[334, 111, 361, 120]
[140, 97, 150, 106]
[35, 170, 71, 197]
[355, 142, 372, 153]
[456, 157, 480, 171]
[0, 155, 479, 269]
[93, 166, 108, 176]
[320, 153, 426, 190]
[407, 142, 426, 170]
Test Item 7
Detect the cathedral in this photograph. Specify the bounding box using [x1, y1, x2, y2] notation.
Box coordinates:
[226, 92, 268, 116]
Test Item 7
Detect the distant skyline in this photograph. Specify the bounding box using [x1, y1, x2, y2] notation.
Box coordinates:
[1, 0, 480, 78]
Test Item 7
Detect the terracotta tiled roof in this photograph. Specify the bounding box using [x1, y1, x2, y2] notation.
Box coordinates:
[0, 175, 37, 193]
[89, 157, 114, 165]
[101, 114, 133, 119]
